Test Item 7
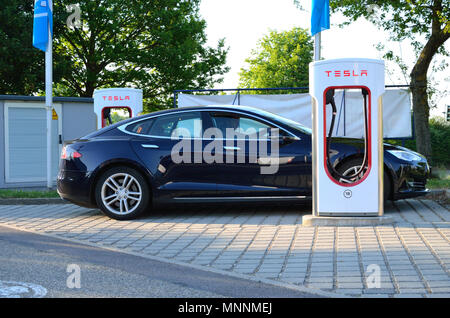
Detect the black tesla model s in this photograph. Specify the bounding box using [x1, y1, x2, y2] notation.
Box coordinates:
[57, 105, 430, 220]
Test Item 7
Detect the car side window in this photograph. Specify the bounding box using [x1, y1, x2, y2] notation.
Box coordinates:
[125, 118, 154, 135]
[209, 112, 273, 139]
[148, 112, 202, 138]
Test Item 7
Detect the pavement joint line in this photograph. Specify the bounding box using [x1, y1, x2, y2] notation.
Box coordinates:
[303, 226, 318, 286]
[393, 226, 431, 294]
[374, 226, 400, 294]
[208, 217, 249, 267]
[393, 200, 414, 225]
[167, 222, 219, 259]
[2, 205, 62, 225]
[405, 199, 432, 223]
[414, 210, 450, 270]
[43, 212, 97, 231]
[116, 214, 193, 251]
[421, 199, 450, 222]
[252, 225, 282, 275]
[73, 216, 133, 241]
[0, 221, 345, 298]
[332, 227, 338, 290]
[37, 209, 104, 232]
[0, 205, 36, 220]
[44, 213, 106, 234]
[354, 227, 368, 289]
[82, 217, 132, 242]
[170, 216, 219, 260]
[413, 200, 446, 222]
[151, 221, 199, 255]
[413, 226, 450, 276]
[274, 211, 284, 227]
[15, 210, 75, 229]
[278, 223, 301, 278]
[86, 219, 133, 242]
[189, 228, 228, 263]
[106, 223, 170, 250]
[21, 205, 91, 225]
[230, 221, 264, 271]
[435, 228, 450, 250]
[106, 219, 160, 248]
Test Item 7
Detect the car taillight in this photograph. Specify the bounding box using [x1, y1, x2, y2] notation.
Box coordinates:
[61, 146, 67, 159]
[72, 151, 82, 159]
[61, 146, 82, 159]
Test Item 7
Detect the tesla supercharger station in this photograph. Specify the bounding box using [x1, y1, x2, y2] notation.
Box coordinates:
[93, 88, 143, 129]
[309, 58, 385, 218]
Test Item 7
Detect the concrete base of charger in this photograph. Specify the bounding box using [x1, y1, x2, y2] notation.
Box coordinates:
[302, 215, 394, 227]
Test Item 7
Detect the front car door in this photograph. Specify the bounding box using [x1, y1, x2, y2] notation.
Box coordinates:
[206, 110, 312, 200]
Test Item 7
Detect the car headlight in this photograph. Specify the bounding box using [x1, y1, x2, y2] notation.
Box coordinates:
[387, 150, 423, 162]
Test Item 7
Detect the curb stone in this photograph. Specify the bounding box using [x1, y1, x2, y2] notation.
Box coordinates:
[425, 189, 449, 199]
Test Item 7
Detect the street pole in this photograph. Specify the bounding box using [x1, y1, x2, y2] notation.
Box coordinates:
[45, 0, 53, 189]
[314, 32, 321, 61]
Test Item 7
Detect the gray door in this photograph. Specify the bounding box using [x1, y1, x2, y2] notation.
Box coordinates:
[5, 103, 61, 183]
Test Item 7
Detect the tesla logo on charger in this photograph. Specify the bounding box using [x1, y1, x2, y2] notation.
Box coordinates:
[102, 95, 131, 101]
[325, 70, 368, 77]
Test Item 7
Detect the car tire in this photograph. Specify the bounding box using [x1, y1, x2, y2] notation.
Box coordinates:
[337, 158, 392, 201]
[95, 166, 150, 220]
[383, 169, 392, 201]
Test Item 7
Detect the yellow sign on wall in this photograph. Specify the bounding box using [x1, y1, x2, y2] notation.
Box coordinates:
[52, 108, 58, 120]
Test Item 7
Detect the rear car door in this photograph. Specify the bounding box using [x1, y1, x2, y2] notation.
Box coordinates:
[128, 111, 217, 202]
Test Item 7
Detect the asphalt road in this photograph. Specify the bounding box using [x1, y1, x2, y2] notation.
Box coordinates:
[0, 225, 318, 298]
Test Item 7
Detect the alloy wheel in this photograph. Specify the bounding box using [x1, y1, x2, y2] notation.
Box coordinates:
[101, 173, 143, 215]
[339, 165, 368, 184]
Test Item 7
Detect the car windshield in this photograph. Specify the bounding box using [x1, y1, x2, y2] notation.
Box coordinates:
[242, 107, 312, 135]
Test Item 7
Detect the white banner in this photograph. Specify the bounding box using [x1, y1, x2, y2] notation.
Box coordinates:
[178, 89, 412, 138]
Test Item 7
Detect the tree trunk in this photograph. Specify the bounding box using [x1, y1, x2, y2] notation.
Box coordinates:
[409, 74, 432, 162]
[84, 84, 95, 98]
[409, 0, 449, 164]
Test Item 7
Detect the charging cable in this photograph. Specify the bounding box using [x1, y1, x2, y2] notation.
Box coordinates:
[325, 88, 369, 182]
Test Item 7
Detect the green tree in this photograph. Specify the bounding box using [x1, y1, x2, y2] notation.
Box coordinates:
[53, 0, 229, 111]
[238, 28, 313, 90]
[0, 0, 45, 95]
[325, 0, 450, 163]
[0, 1, 229, 111]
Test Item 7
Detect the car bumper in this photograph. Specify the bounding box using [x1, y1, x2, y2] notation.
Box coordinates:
[391, 159, 430, 200]
[57, 170, 96, 208]
[393, 189, 430, 200]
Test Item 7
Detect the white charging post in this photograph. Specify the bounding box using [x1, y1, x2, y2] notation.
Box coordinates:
[93, 88, 143, 129]
[304, 58, 393, 225]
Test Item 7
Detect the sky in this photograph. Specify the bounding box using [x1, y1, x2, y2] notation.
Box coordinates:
[199, 0, 449, 118]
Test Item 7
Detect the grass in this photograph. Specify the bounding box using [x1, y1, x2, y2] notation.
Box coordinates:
[0, 189, 60, 199]
[427, 178, 450, 190]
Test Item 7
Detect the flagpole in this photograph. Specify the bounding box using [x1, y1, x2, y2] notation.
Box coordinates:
[45, 0, 53, 189]
[314, 32, 321, 61]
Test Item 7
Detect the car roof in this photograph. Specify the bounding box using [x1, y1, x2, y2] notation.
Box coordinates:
[83, 105, 276, 139]
[140, 105, 268, 118]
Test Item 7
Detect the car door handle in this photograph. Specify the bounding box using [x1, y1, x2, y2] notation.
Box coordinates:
[223, 146, 240, 151]
[142, 144, 159, 149]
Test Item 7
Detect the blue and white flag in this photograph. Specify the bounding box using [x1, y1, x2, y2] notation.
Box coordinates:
[33, 0, 53, 51]
[311, 0, 330, 36]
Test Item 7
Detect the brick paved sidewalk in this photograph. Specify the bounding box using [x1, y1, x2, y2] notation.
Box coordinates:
[0, 199, 448, 297]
